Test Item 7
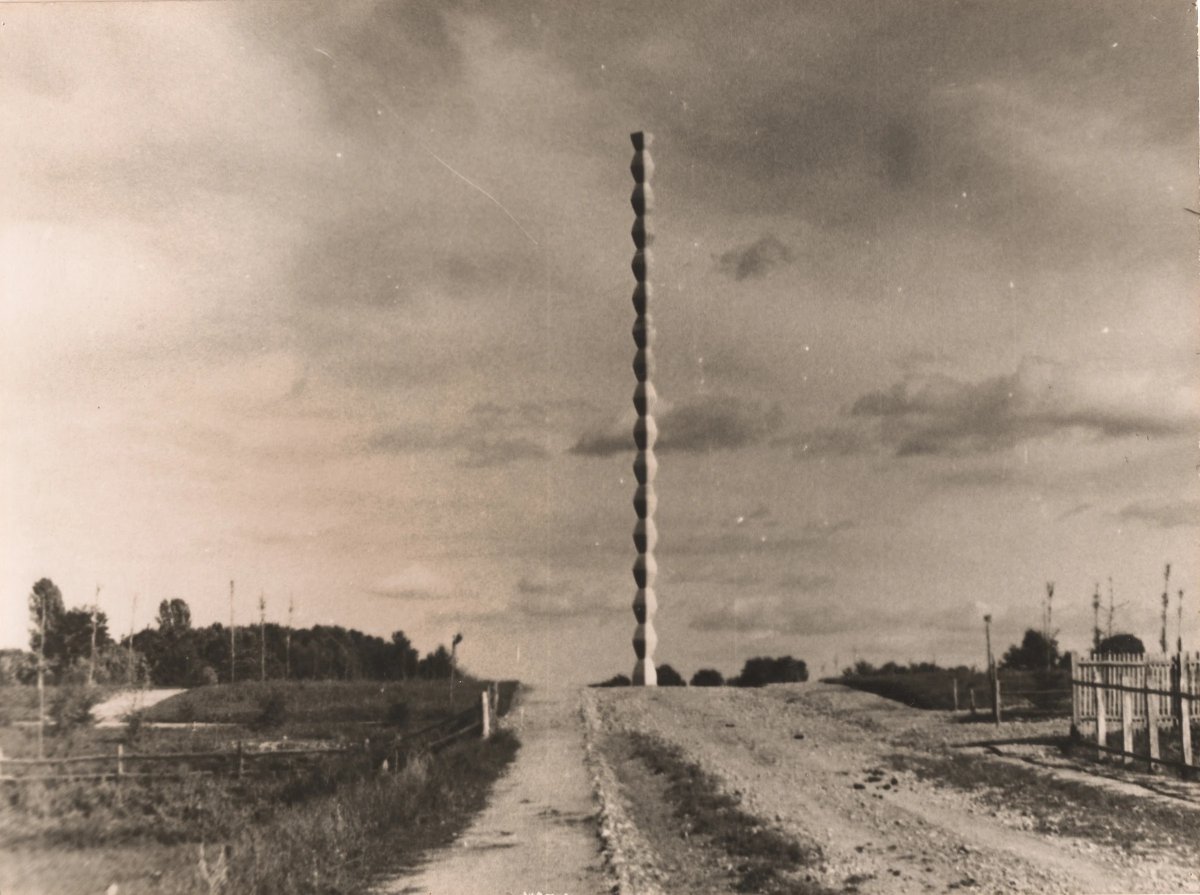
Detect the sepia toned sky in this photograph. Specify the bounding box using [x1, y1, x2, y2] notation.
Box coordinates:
[2, 1, 1197, 685]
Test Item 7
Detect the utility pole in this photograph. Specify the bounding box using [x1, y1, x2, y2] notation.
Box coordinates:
[127, 592, 138, 685]
[286, 594, 294, 680]
[259, 593, 267, 682]
[229, 579, 236, 684]
[983, 614, 994, 672]
[1177, 588, 1184, 656]
[1160, 563, 1171, 655]
[1092, 582, 1101, 653]
[88, 584, 101, 687]
[450, 632, 463, 707]
[1045, 582, 1055, 669]
[36, 586, 47, 759]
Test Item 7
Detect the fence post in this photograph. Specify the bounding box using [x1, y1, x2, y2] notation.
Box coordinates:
[1094, 665, 1107, 761]
[1068, 653, 1079, 738]
[1120, 673, 1134, 766]
[1144, 666, 1160, 772]
[991, 674, 1001, 725]
[117, 744, 124, 780]
[236, 741, 244, 780]
[952, 678, 959, 712]
[481, 690, 491, 740]
[1181, 663, 1193, 778]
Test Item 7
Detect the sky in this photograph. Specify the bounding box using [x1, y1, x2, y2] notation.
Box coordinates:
[1, 0, 1197, 686]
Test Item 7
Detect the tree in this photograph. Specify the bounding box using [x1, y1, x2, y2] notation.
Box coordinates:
[417, 645, 453, 679]
[58, 608, 112, 675]
[690, 668, 725, 687]
[29, 578, 65, 663]
[591, 674, 631, 687]
[1000, 629, 1060, 670]
[656, 664, 686, 686]
[156, 598, 192, 635]
[1097, 633, 1145, 656]
[732, 655, 809, 687]
[390, 631, 419, 679]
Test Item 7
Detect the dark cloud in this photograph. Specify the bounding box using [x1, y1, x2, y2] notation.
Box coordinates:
[1117, 500, 1199, 530]
[571, 395, 784, 457]
[850, 364, 1196, 457]
[716, 235, 794, 281]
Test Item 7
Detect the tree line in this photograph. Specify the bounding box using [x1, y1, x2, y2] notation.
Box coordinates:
[592, 655, 809, 688]
[4, 578, 457, 687]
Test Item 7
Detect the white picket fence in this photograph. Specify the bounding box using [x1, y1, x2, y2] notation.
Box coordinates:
[1071, 652, 1197, 772]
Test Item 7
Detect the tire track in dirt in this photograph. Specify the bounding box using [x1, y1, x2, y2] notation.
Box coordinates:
[585, 683, 1200, 895]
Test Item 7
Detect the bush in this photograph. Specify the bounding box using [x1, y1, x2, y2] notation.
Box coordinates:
[655, 664, 686, 686]
[690, 668, 725, 687]
[386, 701, 410, 727]
[254, 688, 288, 729]
[590, 674, 631, 687]
[731, 656, 808, 688]
[49, 686, 102, 732]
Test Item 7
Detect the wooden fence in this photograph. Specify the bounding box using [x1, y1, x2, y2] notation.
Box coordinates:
[1071, 652, 1197, 774]
[0, 683, 507, 784]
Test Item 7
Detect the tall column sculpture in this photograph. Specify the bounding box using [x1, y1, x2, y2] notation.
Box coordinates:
[631, 131, 658, 686]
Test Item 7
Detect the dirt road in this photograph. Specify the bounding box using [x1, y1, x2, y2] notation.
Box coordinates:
[378, 685, 610, 895]
[586, 683, 1200, 895]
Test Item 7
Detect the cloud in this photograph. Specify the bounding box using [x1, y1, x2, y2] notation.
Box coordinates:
[690, 593, 852, 637]
[772, 425, 874, 460]
[368, 564, 451, 600]
[1117, 500, 1200, 530]
[850, 360, 1198, 457]
[664, 520, 853, 558]
[366, 401, 550, 468]
[716, 235, 794, 281]
[571, 395, 783, 457]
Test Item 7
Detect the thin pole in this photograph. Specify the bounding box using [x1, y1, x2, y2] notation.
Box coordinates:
[229, 580, 236, 684]
[127, 592, 138, 685]
[630, 130, 658, 686]
[88, 585, 100, 687]
[1161, 564, 1171, 655]
[259, 593, 267, 682]
[1177, 588, 1184, 656]
[36, 587, 46, 759]
[1092, 582, 1101, 653]
[1045, 582, 1054, 669]
[286, 594, 293, 680]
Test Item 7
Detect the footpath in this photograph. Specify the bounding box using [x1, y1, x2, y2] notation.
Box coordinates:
[378, 685, 611, 895]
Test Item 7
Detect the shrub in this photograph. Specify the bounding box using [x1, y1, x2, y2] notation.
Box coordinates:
[731, 656, 808, 688]
[49, 686, 102, 732]
[386, 701, 410, 727]
[254, 689, 288, 729]
[690, 668, 725, 687]
[655, 664, 686, 686]
[591, 674, 631, 687]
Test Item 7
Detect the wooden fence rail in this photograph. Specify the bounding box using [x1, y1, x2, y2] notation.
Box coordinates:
[0, 682, 507, 784]
[1070, 651, 1197, 775]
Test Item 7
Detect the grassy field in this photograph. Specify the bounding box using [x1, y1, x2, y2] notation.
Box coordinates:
[833, 668, 1071, 716]
[0, 678, 521, 894]
[0, 684, 121, 725]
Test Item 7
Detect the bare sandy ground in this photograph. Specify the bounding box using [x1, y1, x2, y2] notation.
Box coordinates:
[91, 688, 186, 727]
[586, 682, 1200, 895]
[376, 685, 611, 895]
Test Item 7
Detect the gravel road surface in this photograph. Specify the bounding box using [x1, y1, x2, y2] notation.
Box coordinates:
[586, 682, 1200, 895]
